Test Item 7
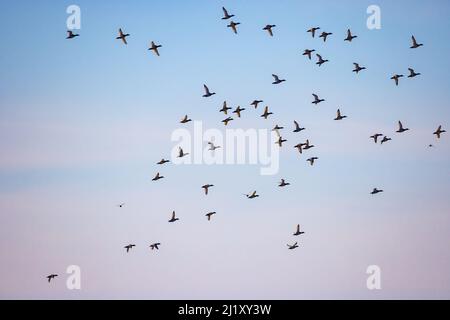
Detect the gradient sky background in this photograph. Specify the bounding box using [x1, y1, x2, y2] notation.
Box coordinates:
[1, 0, 450, 299]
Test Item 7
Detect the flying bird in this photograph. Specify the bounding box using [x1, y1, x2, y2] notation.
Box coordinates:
[279, 179, 290, 187]
[168, 211, 179, 223]
[380, 136, 392, 144]
[124, 244, 136, 253]
[391, 74, 404, 86]
[251, 100, 263, 109]
[433, 125, 446, 139]
[287, 242, 299, 250]
[116, 28, 130, 45]
[263, 24, 276, 36]
[302, 49, 316, 60]
[203, 84, 216, 97]
[307, 157, 318, 166]
[202, 184, 214, 195]
[293, 224, 305, 236]
[344, 29, 357, 42]
[272, 74, 286, 84]
[157, 159, 170, 165]
[233, 106, 245, 118]
[371, 188, 383, 195]
[273, 124, 284, 131]
[152, 172, 164, 181]
[293, 120, 305, 133]
[245, 191, 259, 199]
[178, 147, 189, 158]
[319, 31, 332, 42]
[180, 115, 192, 124]
[410, 35, 423, 49]
[220, 101, 232, 114]
[227, 21, 240, 34]
[407, 68, 421, 78]
[307, 27, 320, 38]
[261, 106, 273, 119]
[206, 212, 217, 221]
[66, 30, 79, 39]
[222, 117, 234, 126]
[47, 274, 58, 282]
[353, 63, 366, 73]
[370, 133, 383, 143]
[312, 93, 325, 105]
[150, 243, 161, 250]
[221, 7, 234, 20]
[303, 139, 315, 150]
[294, 143, 304, 154]
[396, 121, 409, 133]
[334, 109, 347, 120]
[316, 54, 329, 66]
[276, 136, 287, 147]
[208, 142, 221, 151]
[148, 41, 162, 56]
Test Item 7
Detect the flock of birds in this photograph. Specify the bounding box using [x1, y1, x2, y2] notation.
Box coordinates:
[46, 6, 447, 282]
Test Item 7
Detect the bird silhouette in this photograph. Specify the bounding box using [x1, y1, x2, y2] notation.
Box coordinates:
[433, 125, 446, 139]
[334, 109, 347, 120]
[307, 157, 318, 166]
[206, 212, 217, 221]
[287, 242, 299, 250]
[279, 179, 290, 187]
[152, 172, 164, 181]
[370, 134, 383, 143]
[272, 74, 286, 84]
[221, 7, 234, 20]
[66, 30, 79, 39]
[263, 24, 276, 36]
[261, 106, 273, 119]
[220, 101, 232, 114]
[353, 63, 366, 73]
[233, 106, 245, 118]
[391, 74, 404, 86]
[222, 117, 234, 126]
[180, 115, 192, 124]
[124, 244, 136, 253]
[150, 243, 161, 250]
[294, 143, 304, 154]
[276, 136, 287, 147]
[316, 54, 329, 66]
[208, 142, 221, 151]
[344, 29, 357, 42]
[251, 100, 263, 109]
[293, 120, 305, 133]
[396, 121, 409, 133]
[116, 28, 130, 45]
[307, 27, 320, 38]
[407, 68, 421, 78]
[227, 21, 240, 34]
[302, 49, 316, 60]
[303, 139, 315, 150]
[371, 188, 383, 195]
[312, 94, 325, 105]
[319, 31, 332, 42]
[245, 191, 259, 199]
[203, 84, 216, 97]
[380, 136, 392, 144]
[293, 224, 305, 236]
[168, 211, 179, 223]
[157, 159, 170, 165]
[178, 147, 189, 158]
[410, 35, 423, 49]
[148, 41, 162, 56]
[202, 184, 214, 195]
[47, 274, 58, 282]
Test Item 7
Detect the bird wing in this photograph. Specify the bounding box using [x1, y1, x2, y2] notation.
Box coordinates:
[251, 191, 257, 197]
[398, 121, 403, 129]
[122, 37, 127, 45]
[297, 224, 300, 232]
[203, 84, 210, 94]
[347, 29, 352, 37]
[412, 35, 417, 45]
[172, 211, 176, 219]
[337, 109, 341, 117]
[222, 7, 229, 16]
[294, 120, 299, 129]
[312, 94, 319, 100]
[272, 74, 279, 81]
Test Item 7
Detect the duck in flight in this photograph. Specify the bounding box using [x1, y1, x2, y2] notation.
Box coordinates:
[263, 24, 276, 37]
[316, 54, 329, 66]
[47, 274, 58, 282]
[312, 93, 325, 105]
[408, 68, 421, 78]
[276, 136, 287, 147]
[380, 136, 392, 144]
[148, 41, 162, 56]
[206, 212, 217, 221]
[272, 74, 286, 84]
[203, 84, 216, 97]
[293, 225, 305, 236]
[261, 106, 273, 119]
[178, 147, 189, 158]
[307, 157, 318, 166]
[433, 125, 446, 138]
[307, 27, 320, 38]
[152, 172, 164, 181]
[180, 115, 192, 124]
[150, 243, 161, 250]
[371, 188, 383, 195]
[208, 142, 221, 151]
[396, 121, 409, 133]
[391, 74, 404, 86]
[202, 184, 214, 195]
[222, 117, 234, 126]
[227, 21, 240, 34]
[251, 100, 263, 109]
[287, 242, 299, 250]
[233, 106, 245, 118]
[66, 30, 79, 39]
[410, 35, 423, 49]
[370, 133, 383, 143]
[302, 49, 316, 60]
[273, 125, 284, 131]
[157, 159, 170, 165]
[116, 28, 130, 45]
[294, 143, 304, 154]
[221, 7, 234, 20]
[245, 191, 259, 199]
[344, 29, 357, 42]
[334, 109, 347, 121]
[124, 244, 136, 253]
[169, 211, 179, 223]
[319, 31, 332, 42]
[353, 63, 366, 74]
[279, 179, 290, 187]
[293, 120, 305, 133]
[303, 139, 315, 150]
[220, 101, 232, 114]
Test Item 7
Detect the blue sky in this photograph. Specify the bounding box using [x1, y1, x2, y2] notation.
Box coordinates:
[1, 0, 450, 299]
